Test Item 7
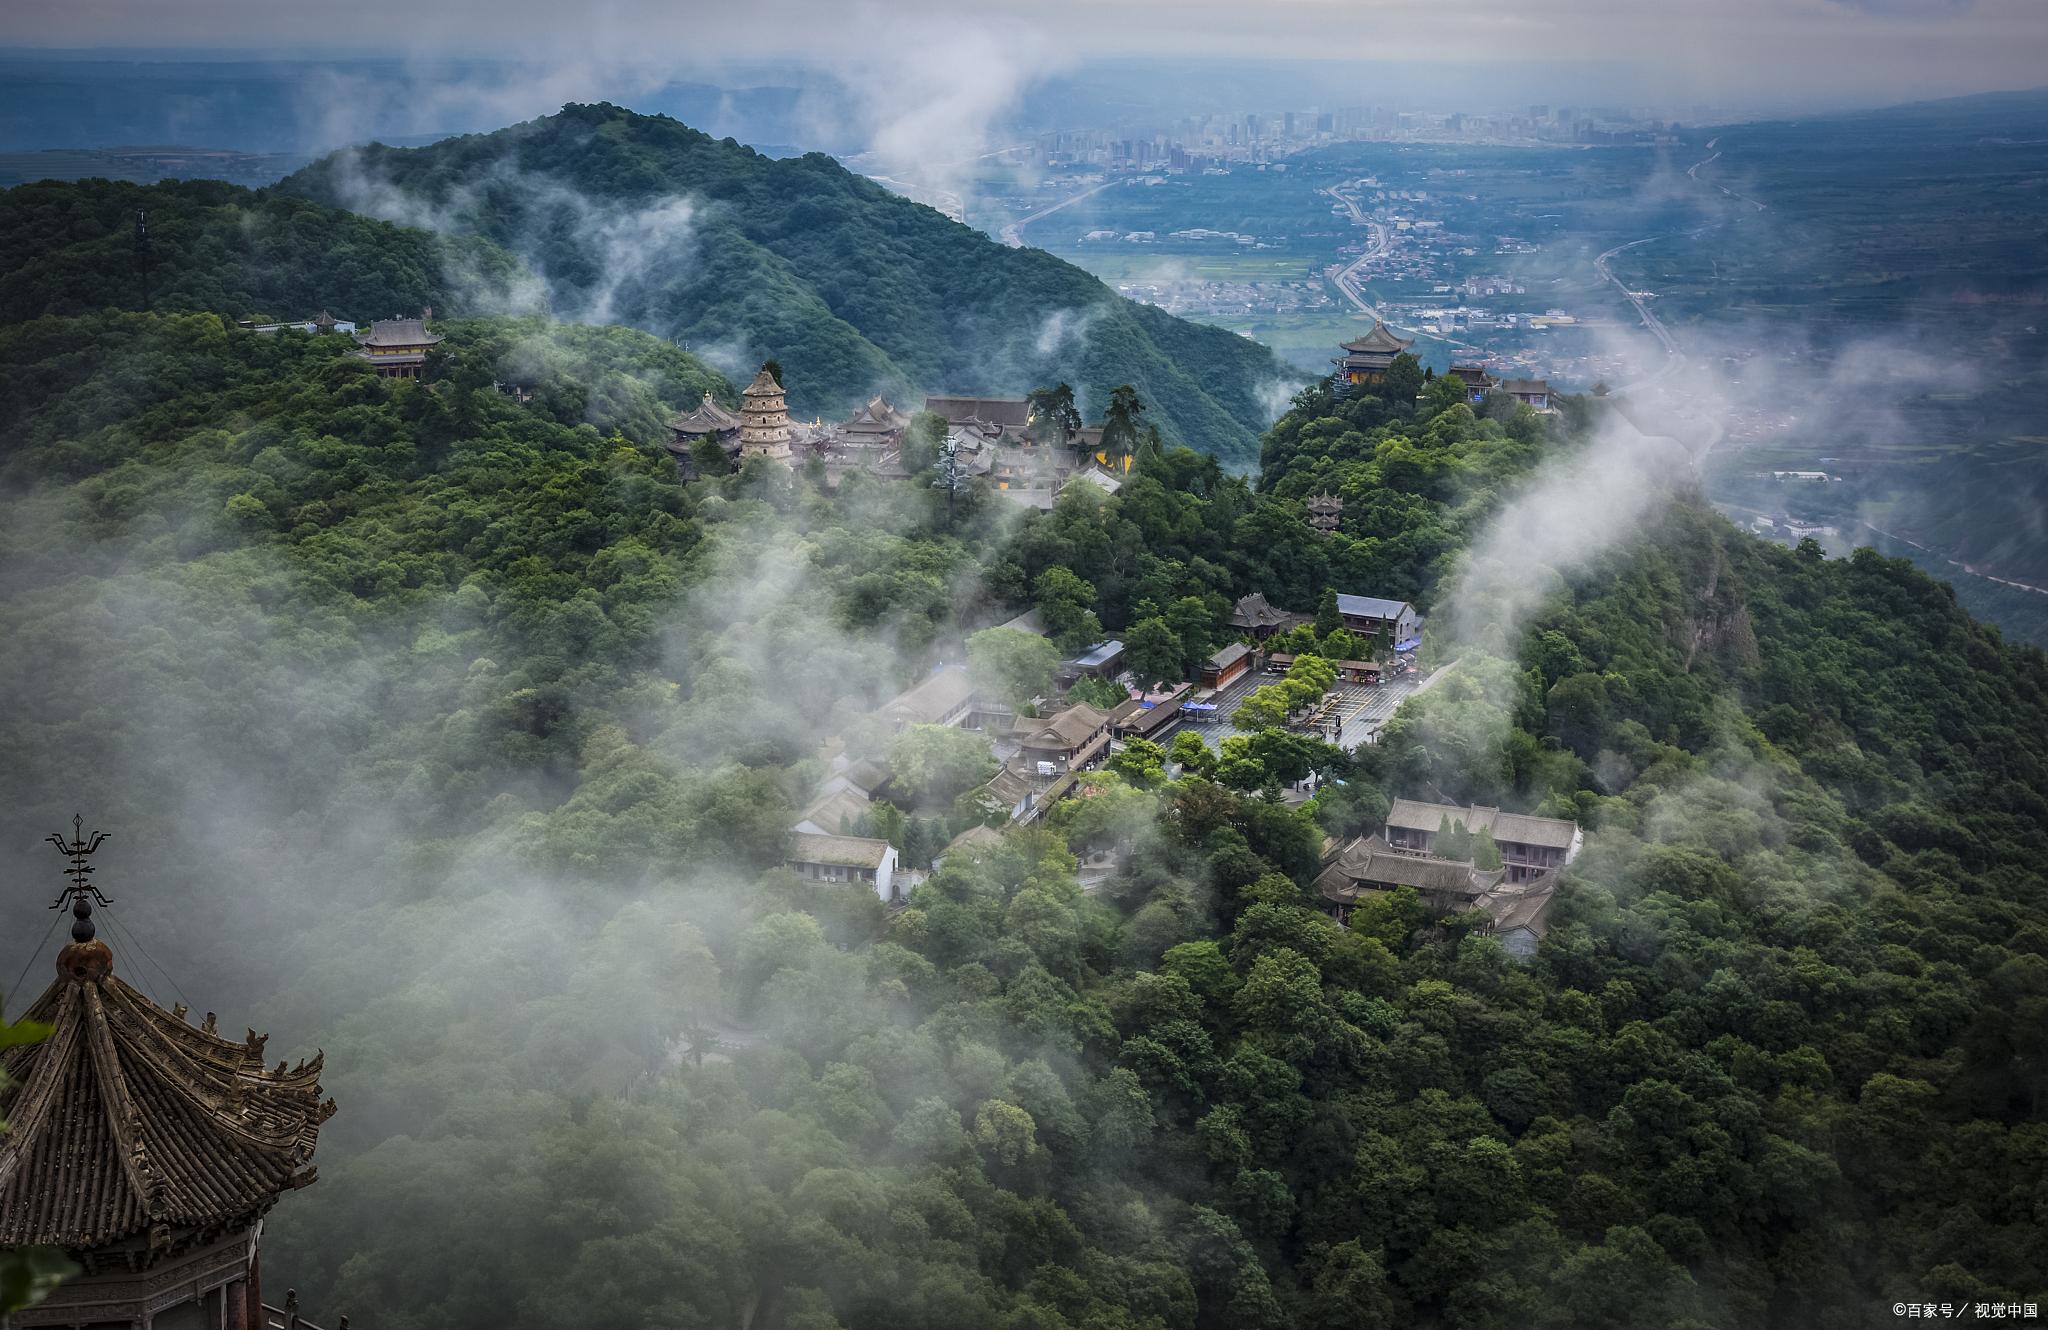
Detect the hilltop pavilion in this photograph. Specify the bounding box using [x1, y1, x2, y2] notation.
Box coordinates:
[0, 820, 338, 1330]
[1332, 320, 1414, 389]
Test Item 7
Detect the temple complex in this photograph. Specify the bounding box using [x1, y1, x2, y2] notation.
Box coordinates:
[737, 368, 793, 460]
[0, 820, 338, 1330]
[350, 314, 442, 379]
[1331, 320, 1413, 391]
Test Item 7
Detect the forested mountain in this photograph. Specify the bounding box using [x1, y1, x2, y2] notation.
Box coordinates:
[0, 177, 523, 325]
[276, 103, 1293, 464]
[3, 295, 2045, 1330]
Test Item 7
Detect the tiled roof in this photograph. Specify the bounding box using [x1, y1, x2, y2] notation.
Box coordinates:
[880, 669, 976, 726]
[1385, 799, 1577, 849]
[789, 832, 891, 870]
[351, 318, 442, 348]
[1316, 836, 1498, 903]
[799, 786, 872, 834]
[1018, 703, 1110, 750]
[1335, 593, 1413, 620]
[668, 391, 742, 435]
[1339, 321, 1413, 354]
[1207, 641, 1253, 671]
[925, 395, 1031, 427]
[1230, 593, 1296, 629]
[0, 967, 331, 1250]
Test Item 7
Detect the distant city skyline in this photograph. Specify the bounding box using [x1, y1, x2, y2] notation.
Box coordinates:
[2, 0, 2043, 120]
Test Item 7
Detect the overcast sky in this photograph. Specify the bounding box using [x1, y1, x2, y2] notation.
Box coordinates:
[3, 0, 2044, 121]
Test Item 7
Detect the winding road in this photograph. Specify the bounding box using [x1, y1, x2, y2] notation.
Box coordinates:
[1322, 180, 1396, 322]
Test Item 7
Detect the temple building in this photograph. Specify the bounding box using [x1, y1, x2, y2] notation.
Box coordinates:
[351, 315, 442, 378]
[924, 395, 1031, 441]
[738, 368, 793, 461]
[1383, 798, 1582, 883]
[1335, 593, 1421, 647]
[838, 395, 910, 450]
[1499, 378, 1556, 412]
[1306, 493, 1343, 533]
[664, 391, 744, 476]
[1228, 592, 1308, 640]
[0, 820, 338, 1330]
[1446, 363, 1497, 403]
[1332, 320, 1414, 391]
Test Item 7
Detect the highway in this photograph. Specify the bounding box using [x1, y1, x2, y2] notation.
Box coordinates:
[1600, 137, 1764, 400]
[1000, 180, 1118, 248]
[1321, 180, 1395, 321]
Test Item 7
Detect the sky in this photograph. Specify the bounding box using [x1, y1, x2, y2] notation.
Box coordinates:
[3, 0, 2044, 121]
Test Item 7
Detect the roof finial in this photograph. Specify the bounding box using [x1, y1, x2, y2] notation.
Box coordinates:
[48, 813, 112, 944]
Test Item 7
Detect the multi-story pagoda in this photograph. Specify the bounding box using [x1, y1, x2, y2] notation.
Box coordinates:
[737, 368, 793, 461]
[0, 819, 338, 1330]
[350, 313, 443, 379]
[1332, 320, 1414, 390]
[1306, 493, 1343, 533]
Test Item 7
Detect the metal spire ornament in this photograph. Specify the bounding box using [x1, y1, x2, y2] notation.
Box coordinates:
[48, 813, 112, 942]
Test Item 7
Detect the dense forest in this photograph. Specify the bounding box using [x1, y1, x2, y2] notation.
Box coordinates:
[2, 186, 2047, 1329]
[0, 177, 523, 325]
[276, 103, 1294, 464]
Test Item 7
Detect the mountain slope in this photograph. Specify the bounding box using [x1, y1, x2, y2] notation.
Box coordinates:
[279, 103, 1294, 463]
[0, 177, 523, 326]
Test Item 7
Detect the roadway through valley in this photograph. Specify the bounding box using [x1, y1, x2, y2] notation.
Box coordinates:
[1000, 180, 1118, 248]
[1322, 180, 1395, 322]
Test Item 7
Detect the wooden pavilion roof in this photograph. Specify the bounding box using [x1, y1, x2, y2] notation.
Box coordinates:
[0, 959, 332, 1251]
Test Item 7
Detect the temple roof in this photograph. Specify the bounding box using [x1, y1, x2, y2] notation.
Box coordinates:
[351, 318, 443, 348]
[0, 964, 332, 1251]
[1384, 798, 1578, 849]
[1316, 836, 1502, 903]
[743, 369, 784, 399]
[1230, 592, 1299, 630]
[667, 391, 743, 436]
[842, 395, 910, 436]
[789, 832, 892, 870]
[1338, 321, 1413, 355]
[925, 395, 1031, 428]
[1015, 703, 1111, 751]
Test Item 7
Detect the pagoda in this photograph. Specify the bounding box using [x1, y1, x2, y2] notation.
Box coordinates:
[1332, 320, 1414, 390]
[1306, 493, 1343, 533]
[0, 819, 338, 1330]
[737, 367, 793, 461]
